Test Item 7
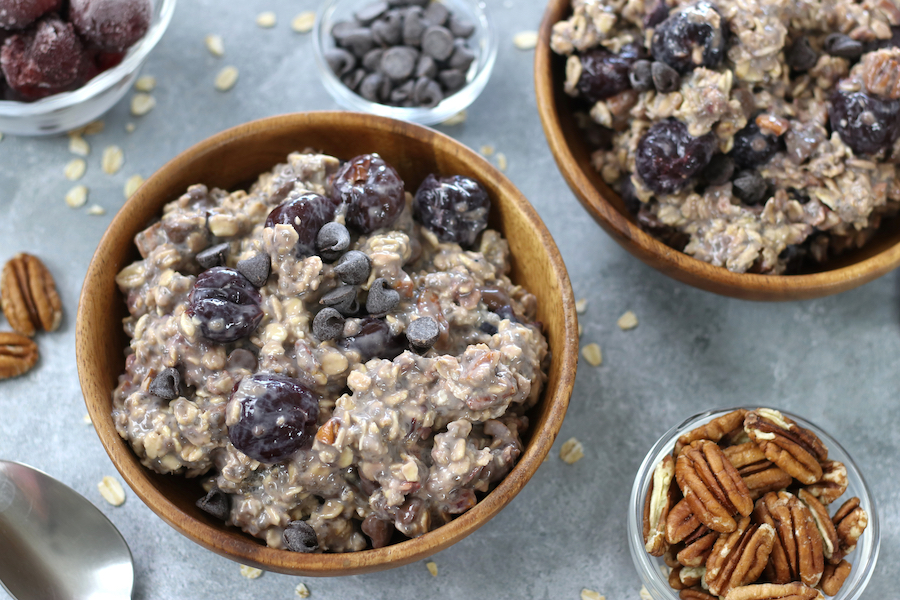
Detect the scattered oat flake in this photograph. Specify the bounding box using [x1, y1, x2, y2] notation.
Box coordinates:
[496, 152, 508, 171]
[82, 413, 93, 425]
[134, 75, 156, 92]
[581, 590, 605, 600]
[581, 343, 602, 367]
[86, 204, 106, 216]
[124, 174, 144, 198]
[513, 30, 539, 50]
[130, 93, 156, 116]
[560, 437, 584, 464]
[578, 322, 583, 336]
[640, 585, 653, 600]
[617, 310, 638, 330]
[240, 565, 263, 579]
[256, 11, 277, 28]
[102, 145, 124, 175]
[441, 110, 467, 125]
[295, 583, 311, 598]
[575, 298, 588, 313]
[480, 144, 494, 156]
[64, 158, 86, 181]
[68, 134, 90, 156]
[215, 66, 239, 91]
[425, 561, 438, 577]
[126, 123, 136, 133]
[292, 11, 315, 33]
[205, 34, 225, 57]
[65, 185, 88, 208]
[98, 476, 125, 506]
[82, 120, 105, 135]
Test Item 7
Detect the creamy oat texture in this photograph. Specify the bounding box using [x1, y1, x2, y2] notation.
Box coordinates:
[552, 0, 900, 273]
[112, 152, 548, 551]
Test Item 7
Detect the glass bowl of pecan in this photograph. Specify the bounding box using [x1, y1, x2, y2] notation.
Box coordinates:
[0, 0, 176, 136]
[628, 408, 880, 600]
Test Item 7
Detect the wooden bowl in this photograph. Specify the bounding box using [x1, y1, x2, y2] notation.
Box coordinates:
[535, 0, 900, 301]
[75, 112, 577, 576]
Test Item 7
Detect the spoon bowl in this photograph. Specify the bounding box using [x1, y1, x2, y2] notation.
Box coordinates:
[0, 461, 134, 600]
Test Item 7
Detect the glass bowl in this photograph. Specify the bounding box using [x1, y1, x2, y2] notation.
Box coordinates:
[628, 408, 880, 600]
[0, 0, 176, 136]
[313, 0, 497, 125]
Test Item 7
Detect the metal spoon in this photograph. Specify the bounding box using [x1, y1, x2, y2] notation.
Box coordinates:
[0, 460, 134, 600]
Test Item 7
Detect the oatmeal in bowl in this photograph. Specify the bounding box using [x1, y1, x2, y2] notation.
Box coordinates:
[77, 112, 576, 575]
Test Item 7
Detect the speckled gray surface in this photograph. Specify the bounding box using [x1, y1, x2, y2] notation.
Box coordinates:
[0, 1, 897, 599]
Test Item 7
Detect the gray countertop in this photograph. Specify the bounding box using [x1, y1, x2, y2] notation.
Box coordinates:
[0, 1, 896, 599]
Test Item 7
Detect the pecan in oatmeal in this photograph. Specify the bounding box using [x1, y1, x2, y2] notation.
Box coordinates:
[552, 0, 900, 273]
[112, 151, 549, 552]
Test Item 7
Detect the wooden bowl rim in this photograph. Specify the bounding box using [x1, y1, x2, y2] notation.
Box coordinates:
[534, 0, 900, 301]
[76, 111, 577, 576]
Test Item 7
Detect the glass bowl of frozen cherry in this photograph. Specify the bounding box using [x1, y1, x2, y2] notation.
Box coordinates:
[0, 0, 176, 136]
[312, 0, 497, 125]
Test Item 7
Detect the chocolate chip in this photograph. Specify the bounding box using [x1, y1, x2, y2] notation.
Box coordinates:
[421, 25, 454, 60]
[390, 0, 427, 6]
[824, 33, 863, 59]
[226, 348, 257, 371]
[381, 45, 418, 80]
[415, 54, 437, 79]
[316, 222, 351, 262]
[448, 40, 475, 71]
[362, 48, 385, 72]
[629, 59, 653, 92]
[236, 253, 271, 288]
[355, 0, 388, 25]
[422, 2, 449, 26]
[334, 250, 372, 285]
[733, 170, 768, 205]
[371, 10, 403, 45]
[651, 61, 680, 93]
[331, 20, 359, 44]
[701, 154, 735, 186]
[785, 37, 818, 72]
[448, 14, 475, 38]
[321, 285, 359, 316]
[402, 7, 426, 46]
[406, 316, 439, 352]
[196, 242, 229, 269]
[366, 278, 399, 316]
[341, 28, 375, 57]
[379, 75, 395, 102]
[342, 67, 367, 91]
[438, 68, 466, 92]
[391, 79, 415, 103]
[413, 76, 443, 107]
[479, 322, 498, 335]
[196, 488, 230, 521]
[283, 520, 319, 553]
[313, 307, 345, 341]
[360, 71, 385, 101]
[149, 367, 181, 400]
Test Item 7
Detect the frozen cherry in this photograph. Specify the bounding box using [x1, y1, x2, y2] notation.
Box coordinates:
[651, 2, 726, 74]
[188, 267, 263, 343]
[265, 192, 341, 256]
[730, 122, 780, 169]
[635, 119, 717, 194]
[331, 154, 405, 234]
[339, 317, 405, 361]
[0, 0, 60, 29]
[228, 373, 320, 464]
[829, 89, 900, 155]
[413, 174, 490, 247]
[0, 14, 85, 100]
[576, 44, 643, 102]
[69, 0, 152, 53]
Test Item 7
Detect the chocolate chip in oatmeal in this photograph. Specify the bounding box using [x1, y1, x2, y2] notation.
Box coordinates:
[823, 33, 863, 59]
[651, 60, 680, 93]
[236, 253, 271, 288]
[479, 322, 498, 335]
[732, 170, 768, 205]
[283, 520, 319, 553]
[701, 154, 735, 186]
[339, 316, 406, 360]
[629, 59, 654, 92]
[406, 316, 440, 352]
[334, 250, 372, 285]
[785, 37, 818, 72]
[366, 278, 399, 316]
[196, 243, 229, 269]
[313, 307, 345, 341]
[196, 487, 230, 521]
[730, 122, 780, 169]
[316, 222, 351, 261]
[149, 367, 181, 400]
[320, 285, 359, 316]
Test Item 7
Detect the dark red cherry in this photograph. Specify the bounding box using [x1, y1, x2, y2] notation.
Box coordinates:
[265, 192, 341, 256]
[413, 174, 490, 248]
[188, 267, 263, 343]
[331, 154, 405, 234]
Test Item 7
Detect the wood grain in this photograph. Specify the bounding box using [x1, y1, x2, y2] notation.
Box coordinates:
[75, 112, 577, 576]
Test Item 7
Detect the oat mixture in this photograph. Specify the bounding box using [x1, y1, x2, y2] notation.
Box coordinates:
[112, 151, 548, 552]
[552, 0, 900, 273]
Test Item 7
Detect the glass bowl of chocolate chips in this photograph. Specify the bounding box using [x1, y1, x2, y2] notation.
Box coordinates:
[628, 408, 879, 600]
[313, 0, 497, 125]
[0, 0, 176, 136]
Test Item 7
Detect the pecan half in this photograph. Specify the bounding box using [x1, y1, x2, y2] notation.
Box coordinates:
[669, 565, 705, 590]
[753, 492, 824, 588]
[860, 48, 900, 99]
[833, 497, 868, 560]
[315, 418, 340, 444]
[744, 409, 828, 485]
[705, 516, 776, 597]
[796, 489, 839, 564]
[644, 455, 675, 556]
[723, 442, 793, 500]
[680, 589, 718, 600]
[676, 440, 753, 533]
[677, 524, 718, 567]
[675, 409, 748, 455]
[0, 331, 39, 379]
[724, 582, 824, 600]
[667, 497, 702, 544]
[0, 253, 62, 337]
[820, 560, 852, 596]
[802, 460, 847, 505]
